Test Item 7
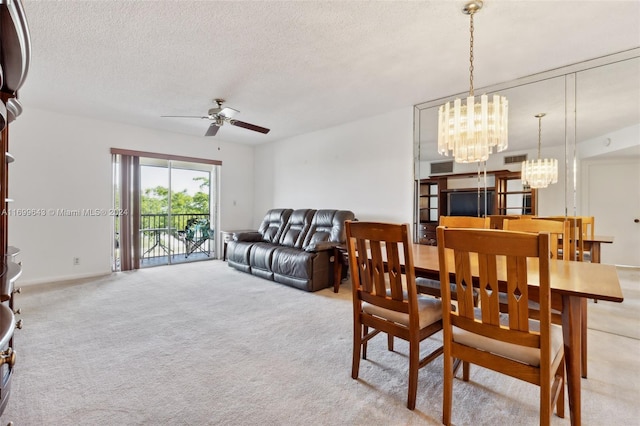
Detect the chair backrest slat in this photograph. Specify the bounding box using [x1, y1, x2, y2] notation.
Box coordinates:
[452, 250, 476, 318]
[369, 239, 385, 296]
[506, 255, 530, 331]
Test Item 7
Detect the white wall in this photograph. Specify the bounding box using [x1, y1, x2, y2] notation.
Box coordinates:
[253, 106, 414, 224]
[9, 108, 255, 284]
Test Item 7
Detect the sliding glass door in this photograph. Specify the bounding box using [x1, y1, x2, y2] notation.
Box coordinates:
[139, 160, 215, 266]
[139, 159, 171, 266]
[111, 149, 221, 271]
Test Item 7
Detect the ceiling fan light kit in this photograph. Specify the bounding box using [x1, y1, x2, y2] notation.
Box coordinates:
[162, 99, 270, 137]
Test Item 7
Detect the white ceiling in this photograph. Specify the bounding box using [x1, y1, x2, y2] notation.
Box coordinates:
[18, 0, 640, 146]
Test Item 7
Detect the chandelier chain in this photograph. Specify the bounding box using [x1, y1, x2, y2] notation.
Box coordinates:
[537, 115, 542, 159]
[469, 11, 475, 96]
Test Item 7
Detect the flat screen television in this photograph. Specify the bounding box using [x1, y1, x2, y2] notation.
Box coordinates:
[448, 190, 494, 217]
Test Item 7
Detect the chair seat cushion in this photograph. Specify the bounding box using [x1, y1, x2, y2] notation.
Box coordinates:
[363, 294, 442, 329]
[416, 277, 478, 300]
[453, 309, 563, 367]
[416, 277, 456, 293]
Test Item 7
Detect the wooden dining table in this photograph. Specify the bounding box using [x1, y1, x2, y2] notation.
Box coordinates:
[581, 235, 614, 264]
[556, 234, 614, 263]
[409, 243, 624, 426]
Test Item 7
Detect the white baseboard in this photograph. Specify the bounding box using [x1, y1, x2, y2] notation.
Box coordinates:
[18, 271, 115, 287]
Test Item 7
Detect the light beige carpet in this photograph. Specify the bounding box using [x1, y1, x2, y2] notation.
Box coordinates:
[1, 260, 638, 425]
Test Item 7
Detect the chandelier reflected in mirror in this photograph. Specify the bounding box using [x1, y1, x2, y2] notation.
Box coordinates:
[521, 113, 558, 189]
[437, 1, 508, 163]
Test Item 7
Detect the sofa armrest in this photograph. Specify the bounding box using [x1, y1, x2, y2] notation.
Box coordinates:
[304, 241, 337, 252]
[234, 231, 263, 242]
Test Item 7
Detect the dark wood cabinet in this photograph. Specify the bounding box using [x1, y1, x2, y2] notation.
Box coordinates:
[415, 177, 447, 244]
[0, 0, 30, 417]
[416, 222, 437, 246]
[415, 170, 536, 244]
[494, 170, 536, 216]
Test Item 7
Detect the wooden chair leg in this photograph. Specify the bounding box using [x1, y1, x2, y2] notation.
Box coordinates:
[540, 376, 551, 426]
[362, 325, 368, 360]
[557, 362, 565, 418]
[581, 298, 588, 378]
[407, 337, 419, 410]
[387, 333, 394, 351]
[352, 323, 362, 379]
[443, 354, 453, 425]
[462, 361, 470, 381]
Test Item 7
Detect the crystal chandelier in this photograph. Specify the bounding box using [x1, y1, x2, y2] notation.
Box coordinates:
[521, 113, 558, 189]
[437, 1, 508, 163]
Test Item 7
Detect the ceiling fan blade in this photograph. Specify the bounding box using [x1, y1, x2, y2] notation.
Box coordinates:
[230, 120, 270, 134]
[205, 123, 220, 136]
[161, 115, 209, 119]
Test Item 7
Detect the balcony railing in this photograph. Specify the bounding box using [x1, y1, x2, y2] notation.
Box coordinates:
[139, 213, 213, 263]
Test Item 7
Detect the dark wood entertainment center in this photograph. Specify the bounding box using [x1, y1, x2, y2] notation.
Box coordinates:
[415, 170, 536, 245]
[0, 0, 31, 418]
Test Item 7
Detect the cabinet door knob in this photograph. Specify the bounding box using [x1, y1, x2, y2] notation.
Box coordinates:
[0, 348, 16, 367]
[634, 219, 639, 223]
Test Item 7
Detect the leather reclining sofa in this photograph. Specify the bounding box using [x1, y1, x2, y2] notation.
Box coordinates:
[226, 208, 355, 292]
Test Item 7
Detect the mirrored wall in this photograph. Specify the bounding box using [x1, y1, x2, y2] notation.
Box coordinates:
[413, 49, 640, 264]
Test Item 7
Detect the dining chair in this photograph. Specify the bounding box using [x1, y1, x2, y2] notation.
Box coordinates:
[436, 226, 565, 426]
[345, 221, 443, 410]
[503, 218, 568, 260]
[532, 217, 593, 377]
[537, 216, 585, 261]
[439, 215, 490, 229]
[577, 216, 595, 261]
[487, 214, 524, 229]
[416, 216, 488, 304]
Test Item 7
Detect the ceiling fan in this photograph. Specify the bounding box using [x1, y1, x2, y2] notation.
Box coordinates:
[161, 99, 270, 137]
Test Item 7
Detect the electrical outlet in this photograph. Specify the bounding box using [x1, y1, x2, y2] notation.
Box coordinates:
[73, 257, 80, 265]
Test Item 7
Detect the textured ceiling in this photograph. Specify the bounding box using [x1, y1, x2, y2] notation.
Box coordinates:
[18, 0, 640, 146]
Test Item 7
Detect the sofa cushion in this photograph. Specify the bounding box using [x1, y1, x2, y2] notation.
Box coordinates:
[226, 241, 253, 273]
[271, 247, 315, 280]
[303, 210, 355, 251]
[278, 209, 315, 248]
[249, 242, 280, 279]
[272, 249, 331, 292]
[258, 209, 293, 243]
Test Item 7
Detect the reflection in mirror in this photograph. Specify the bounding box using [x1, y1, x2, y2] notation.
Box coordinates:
[417, 76, 567, 165]
[576, 57, 640, 162]
[415, 75, 567, 231]
[414, 50, 640, 266]
[575, 56, 640, 265]
[503, 179, 531, 215]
